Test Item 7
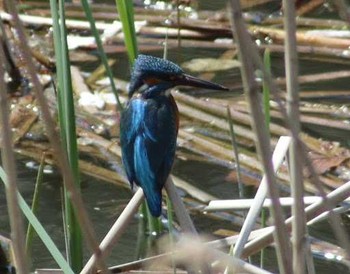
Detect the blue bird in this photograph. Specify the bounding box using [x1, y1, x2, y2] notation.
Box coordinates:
[120, 55, 228, 217]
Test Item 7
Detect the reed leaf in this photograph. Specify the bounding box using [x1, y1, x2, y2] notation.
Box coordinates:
[25, 154, 45, 257]
[80, 0, 123, 110]
[226, 106, 244, 198]
[263, 48, 271, 133]
[50, 0, 82, 270]
[115, 0, 138, 65]
[260, 48, 271, 268]
[0, 167, 74, 274]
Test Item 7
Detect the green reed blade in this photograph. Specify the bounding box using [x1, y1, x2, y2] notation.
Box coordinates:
[115, 0, 138, 65]
[145, 204, 162, 236]
[25, 154, 45, 258]
[260, 48, 272, 268]
[227, 106, 245, 198]
[80, 0, 123, 110]
[0, 167, 74, 274]
[50, 0, 83, 270]
[263, 48, 271, 133]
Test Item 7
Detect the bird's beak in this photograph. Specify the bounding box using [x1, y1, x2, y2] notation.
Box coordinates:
[178, 74, 229, 91]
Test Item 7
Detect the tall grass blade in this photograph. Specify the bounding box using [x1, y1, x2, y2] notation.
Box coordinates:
[80, 0, 123, 110]
[261, 48, 271, 268]
[226, 106, 244, 198]
[50, 0, 83, 270]
[115, 0, 138, 65]
[263, 49, 271, 133]
[145, 205, 161, 235]
[0, 167, 74, 274]
[25, 154, 45, 257]
[224, 107, 245, 274]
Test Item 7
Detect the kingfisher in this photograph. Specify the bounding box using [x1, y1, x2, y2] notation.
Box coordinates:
[120, 55, 228, 217]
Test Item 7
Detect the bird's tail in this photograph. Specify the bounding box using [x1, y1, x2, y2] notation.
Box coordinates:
[143, 187, 162, 217]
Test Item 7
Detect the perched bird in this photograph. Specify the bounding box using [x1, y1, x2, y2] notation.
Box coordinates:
[120, 55, 228, 217]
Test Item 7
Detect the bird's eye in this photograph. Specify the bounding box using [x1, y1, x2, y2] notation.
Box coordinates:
[169, 75, 176, 81]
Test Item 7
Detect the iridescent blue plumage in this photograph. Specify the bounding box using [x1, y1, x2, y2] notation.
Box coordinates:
[121, 55, 228, 217]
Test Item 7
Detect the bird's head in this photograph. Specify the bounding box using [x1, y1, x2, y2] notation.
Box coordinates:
[128, 55, 228, 98]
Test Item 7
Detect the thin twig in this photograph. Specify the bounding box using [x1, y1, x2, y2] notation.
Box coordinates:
[0, 28, 28, 274]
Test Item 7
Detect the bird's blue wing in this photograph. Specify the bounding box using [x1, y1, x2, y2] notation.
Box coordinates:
[120, 96, 178, 216]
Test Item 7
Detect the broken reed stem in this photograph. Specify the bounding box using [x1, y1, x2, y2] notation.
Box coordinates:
[242, 179, 350, 257]
[5, 0, 109, 272]
[229, 1, 292, 273]
[81, 188, 144, 274]
[165, 177, 197, 234]
[0, 30, 28, 274]
[283, 1, 309, 273]
[233, 137, 291, 258]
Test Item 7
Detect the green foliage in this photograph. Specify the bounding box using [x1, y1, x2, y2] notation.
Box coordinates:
[25, 154, 45, 257]
[227, 106, 245, 198]
[260, 48, 272, 268]
[115, 0, 138, 65]
[263, 49, 271, 132]
[49, 0, 82, 270]
[0, 167, 74, 274]
[80, 0, 124, 110]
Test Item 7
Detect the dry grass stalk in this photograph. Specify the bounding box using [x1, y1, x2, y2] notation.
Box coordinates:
[283, 1, 309, 272]
[0, 26, 28, 274]
[229, 1, 292, 273]
[165, 177, 197, 234]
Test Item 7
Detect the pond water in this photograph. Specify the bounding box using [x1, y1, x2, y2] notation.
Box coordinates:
[1, 1, 350, 273]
